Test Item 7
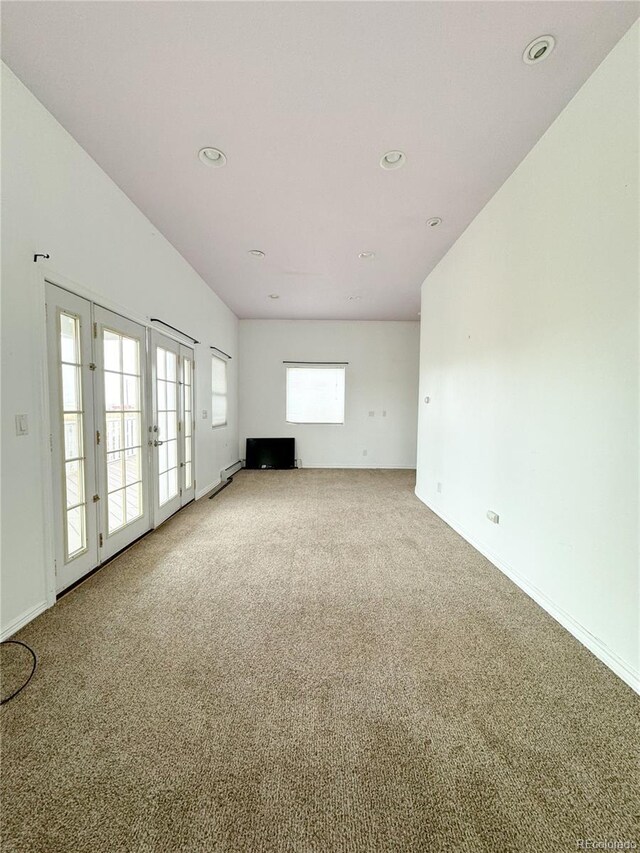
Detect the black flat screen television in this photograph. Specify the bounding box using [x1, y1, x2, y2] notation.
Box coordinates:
[245, 438, 296, 470]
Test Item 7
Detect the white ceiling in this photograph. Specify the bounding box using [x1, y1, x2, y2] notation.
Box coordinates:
[2, 2, 638, 320]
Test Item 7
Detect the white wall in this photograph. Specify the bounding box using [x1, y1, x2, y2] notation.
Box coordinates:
[239, 320, 419, 469]
[1, 64, 239, 637]
[416, 23, 639, 691]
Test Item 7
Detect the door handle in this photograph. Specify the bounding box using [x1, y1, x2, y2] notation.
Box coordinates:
[154, 439, 164, 447]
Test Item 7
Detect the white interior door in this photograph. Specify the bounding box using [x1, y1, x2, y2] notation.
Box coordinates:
[94, 306, 151, 559]
[46, 283, 99, 592]
[152, 331, 182, 525]
[180, 345, 195, 506]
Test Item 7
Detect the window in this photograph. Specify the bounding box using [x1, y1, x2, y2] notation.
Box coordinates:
[182, 356, 193, 489]
[104, 329, 144, 528]
[155, 345, 179, 506]
[212, 354, 228, 427]
[59, 311, 87, 559]
[286, 366, 345, 424]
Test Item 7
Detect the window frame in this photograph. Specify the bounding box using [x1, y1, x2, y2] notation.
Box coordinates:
[211, 353, 228, 429]
[285, 364, 346, 425]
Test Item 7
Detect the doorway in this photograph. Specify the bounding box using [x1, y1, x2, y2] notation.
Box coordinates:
[46, 283, 195, 593]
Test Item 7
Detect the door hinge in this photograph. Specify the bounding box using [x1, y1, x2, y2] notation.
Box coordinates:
[93, 322, 98, 339]
[49, 434, 53, 452]
[180, 488, 183, 497]
[89, 362, 97, 371]
[178, 421, 182, 432]
[92, 494, 100, 503]
[54, 559, 57, 576]
[99, 533, 103, 548]
[96, 430, 101, 445]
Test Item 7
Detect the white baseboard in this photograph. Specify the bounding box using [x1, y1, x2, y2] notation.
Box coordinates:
[1, 600, 49, 641]
[195, 478, 221, 500]
[415, 487, 640, 696]
[300, 464, 416, 470]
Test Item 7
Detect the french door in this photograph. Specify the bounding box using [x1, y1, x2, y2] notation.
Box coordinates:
[151, 332, 195, 526]
[47, 284, 196, 592]
[180, 345, 196, 505]
[46, 285, 99, 590]
[94, 306, 150, 560]
[47, 284, 152, 591]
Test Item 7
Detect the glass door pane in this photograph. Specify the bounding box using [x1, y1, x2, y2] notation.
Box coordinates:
[152, 331, 182, 525]
[94, 306, 150, 559]
[180, 345, 195, 505]
[46, 283, 99, 592]
[61, 315, 87, 558]
[157, 347, 179, 506]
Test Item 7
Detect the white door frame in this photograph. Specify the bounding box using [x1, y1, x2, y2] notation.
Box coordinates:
[45, 283, 100, 592]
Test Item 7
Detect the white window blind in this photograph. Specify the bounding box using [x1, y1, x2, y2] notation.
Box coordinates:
[286, 366, 345, 424]
[211, 354, 228, 427]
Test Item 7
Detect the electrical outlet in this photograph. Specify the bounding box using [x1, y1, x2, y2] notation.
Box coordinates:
[437, 482, 442, 493]
[382, 410, 387, 417]
[487, 510, 500, 524]
[368, 411, 375, 417]
[201, 410, 208, 419]
[363, 449, 368, 456]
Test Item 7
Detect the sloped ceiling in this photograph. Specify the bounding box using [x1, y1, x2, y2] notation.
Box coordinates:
[2, 1, 638, 319]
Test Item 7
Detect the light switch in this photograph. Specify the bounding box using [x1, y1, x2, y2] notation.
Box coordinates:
[15, 414, 29, 436]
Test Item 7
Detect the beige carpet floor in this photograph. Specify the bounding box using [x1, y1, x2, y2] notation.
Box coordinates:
[1, 469, 638, 853]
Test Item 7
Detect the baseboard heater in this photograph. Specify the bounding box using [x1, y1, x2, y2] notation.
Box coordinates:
[208, 460, 243, 502]
[222, 460, 243, 478]
[245, 438, 296, 470]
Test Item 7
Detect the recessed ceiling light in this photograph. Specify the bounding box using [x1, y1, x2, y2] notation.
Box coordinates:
[347, 295, 362, 301]
[268, 294, 279, 299]
[380, 150, 406, 170]
[358, 251, 375, 259]
[198, 147, 227, 167]
[249, 249, 265, 258]
[426, 217, 442, 228]
[523, 35, 555, 65]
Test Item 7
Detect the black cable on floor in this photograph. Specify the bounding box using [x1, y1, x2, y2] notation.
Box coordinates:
[0, 640, 37, 706]
[209, 475, 234, 499]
